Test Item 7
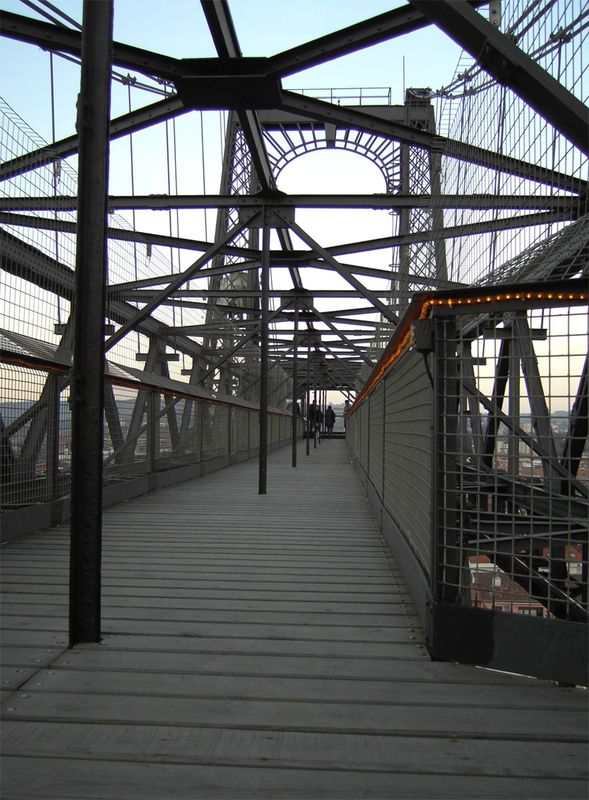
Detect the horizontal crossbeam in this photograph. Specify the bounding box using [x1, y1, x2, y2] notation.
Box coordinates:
[0, 194, 578, 211]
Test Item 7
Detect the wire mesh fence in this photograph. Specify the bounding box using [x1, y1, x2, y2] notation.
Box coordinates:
[433, 292, 588, 622]
[348, 279, 587, 623]
[1, 352, 298, 517]
[432, 0, 588, 287]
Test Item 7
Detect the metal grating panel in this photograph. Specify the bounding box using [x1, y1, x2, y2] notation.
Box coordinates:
[368, 382, 384, 499]
[383, 349, 434, 574]
[434, 299, 588, 622]
[359, 403, 369, 470]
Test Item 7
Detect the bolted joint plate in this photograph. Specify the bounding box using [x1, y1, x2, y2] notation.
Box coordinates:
[239, 206, 295, 228]
[174, 57, 282, 109]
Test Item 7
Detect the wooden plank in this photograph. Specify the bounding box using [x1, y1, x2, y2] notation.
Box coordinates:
[99, 633, 429, 658]
[47, 646, 546, 684]
[2, 755, 587, 799]
[3, 691, 586, 739]
[3, 589, 413, 620]
[1, 646, 68, 670]
[0, 603, 419, 629]
[0, 667, 40, 693]
[1, 440, 587, 800]
[20, 668, 587, 709]
[1, 616, 420, 642]
[3, 721, 588, 779]
[0, 630, 68, 647]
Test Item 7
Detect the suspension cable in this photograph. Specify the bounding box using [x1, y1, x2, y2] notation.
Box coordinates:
[200, 110, 209, 241]
[49, 50, 61, 327]
[127, 82, 141, 354]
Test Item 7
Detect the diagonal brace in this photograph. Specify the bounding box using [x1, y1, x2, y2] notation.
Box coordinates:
[104, 211, 260, 352]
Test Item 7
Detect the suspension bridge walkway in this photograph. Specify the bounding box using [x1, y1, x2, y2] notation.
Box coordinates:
[1, 440, 587, 799]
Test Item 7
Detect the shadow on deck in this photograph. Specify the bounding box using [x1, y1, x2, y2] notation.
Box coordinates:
[1, 440, 587, 799]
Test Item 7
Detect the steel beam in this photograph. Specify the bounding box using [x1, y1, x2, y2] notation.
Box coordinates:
[322, 211, 578, 259]
[308, 305, 374, 367]
[0, 212, 257, 260]
[2, 193, 578, 211]
[201, 0, 274, 191]
[200, 0, 303, 294]
[0, 229, 205, 359]
[267, 2, 487, 78]
[463, 376, 588, 498]
[3, 209, 571, 273]
[560, 354, 589, 489]
[192, 33, 307, 308]
[0, 96, 185, 181]
[104, 211, 260, 352]
[197, 302, 287, 383]
[259, 211, 270, 494]
[0, 10, 182, 81]
[513, 315, 561, 491]
[277, 214, 398, 324]
[409, 0, 589, 155]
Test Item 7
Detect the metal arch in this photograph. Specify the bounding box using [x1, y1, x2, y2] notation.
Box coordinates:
[279, 91, 586, 194]
[262, 125, 401, 193]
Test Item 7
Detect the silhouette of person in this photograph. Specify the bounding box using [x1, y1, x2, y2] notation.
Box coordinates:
[325, 405, 336, 435]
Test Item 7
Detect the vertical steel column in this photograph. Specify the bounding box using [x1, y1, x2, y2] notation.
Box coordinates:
[291, 300, 299, 467]
[258, 208, 270, 494]
[146, 390, 157, 475]
[507, 327, 520, 482]
[306, 344, 311, 456]
[313, 360, 318, 449]
[69, 0, 113, 646]
[46, 373, 60, 506]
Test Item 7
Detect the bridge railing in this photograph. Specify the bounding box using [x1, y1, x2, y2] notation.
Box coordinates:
[1, 342, 299, 540]
[347, 278, 588, 685]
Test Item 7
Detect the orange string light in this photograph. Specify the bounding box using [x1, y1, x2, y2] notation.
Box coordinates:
[350, 287, 587, 413]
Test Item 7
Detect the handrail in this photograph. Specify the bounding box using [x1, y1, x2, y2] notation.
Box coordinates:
[0, 348, 291, 417]
[350, 277, 588, 413]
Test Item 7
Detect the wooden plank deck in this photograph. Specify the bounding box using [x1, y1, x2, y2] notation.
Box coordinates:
[1, 440, 587, 799]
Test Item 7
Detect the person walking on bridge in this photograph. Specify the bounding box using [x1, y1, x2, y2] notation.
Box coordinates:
[307, 401, 323, 440]
[325, 405, 336, 436]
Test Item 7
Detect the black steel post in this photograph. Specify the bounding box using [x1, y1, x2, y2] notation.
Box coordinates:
[291, 299, 299, 467]
[258, 209, 270, 494]
[146, 390, 157, 475]
[69, 0, 113, 646]
[306, 343, 311, 456]
[46, 373, 60, 506]
[313, 358, 318, 449]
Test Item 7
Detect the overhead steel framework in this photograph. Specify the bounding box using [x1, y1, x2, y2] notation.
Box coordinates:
[1, 0, 587, 430]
